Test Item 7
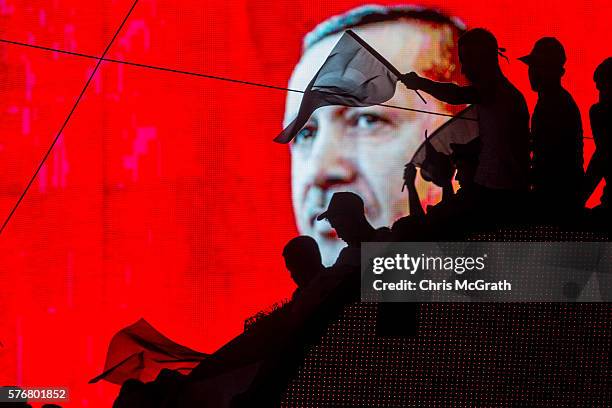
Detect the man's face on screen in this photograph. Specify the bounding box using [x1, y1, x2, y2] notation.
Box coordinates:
[286, 21, 454, 265]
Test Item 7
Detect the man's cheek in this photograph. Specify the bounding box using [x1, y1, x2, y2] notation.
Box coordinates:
[290, 167, 309, 231]
[357, 145, 400, 180]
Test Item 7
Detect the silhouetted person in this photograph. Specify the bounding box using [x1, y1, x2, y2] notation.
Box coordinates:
[519, 37, 584, 217]
[393, 138, 481, 240]
[404, 155, 455, 219]
[391, 160, 451, 241]
[232, 195, 403, 406]
[427, 140, 482, 229]
[316, 192, 391, 268]
[401, 28, 530, 225]
[584, 57, 612, 210]
[282, 236, 324, 298]
[318, 194, 417, 338]
[283, 235, 336, 321]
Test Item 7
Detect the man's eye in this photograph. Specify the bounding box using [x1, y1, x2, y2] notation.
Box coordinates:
[294, 126, 316, 144]
[353, 113, 389, 129]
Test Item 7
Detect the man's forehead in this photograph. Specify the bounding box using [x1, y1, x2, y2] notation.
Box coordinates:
[284, 20, 452, 124]
[288, 20, 447, 91]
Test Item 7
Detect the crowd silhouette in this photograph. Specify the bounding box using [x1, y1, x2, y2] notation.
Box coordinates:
[105, 28, 612, 408]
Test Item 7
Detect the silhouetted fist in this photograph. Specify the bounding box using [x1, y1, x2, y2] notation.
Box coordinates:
[403, 163, 417, 186]
[400, 72, 421, 90]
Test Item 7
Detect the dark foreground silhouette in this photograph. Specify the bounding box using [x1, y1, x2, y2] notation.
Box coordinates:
[105, 31, 612, 406]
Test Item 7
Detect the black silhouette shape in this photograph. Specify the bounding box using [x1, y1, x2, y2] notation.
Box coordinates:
[401, 28, 531, 226]
[393, 138, 482, 241]
[107, 27, 612, 408]
[519, 37, 584, 217]
[282, 236, 325, 294]
[317, 191, 391, 267]
[584, 57, 612, 210]
[425, 139, 482, 227]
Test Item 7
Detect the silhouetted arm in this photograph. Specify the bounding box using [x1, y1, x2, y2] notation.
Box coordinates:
[404, 164, 424, 217]
[401, 72, 479, 105]
[583, 106, 609, 202]
[441, 182, 455, 203]
[406, 183, 424, 218]
[584, 152, 604, 201]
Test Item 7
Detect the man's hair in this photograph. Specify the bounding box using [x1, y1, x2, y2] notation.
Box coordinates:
[302, 4, 468, 104]
[304, 4, 466, 50]
[458, 28, 500, 63]
[282, 235, 321, 265]
[594, 57, 612, 87]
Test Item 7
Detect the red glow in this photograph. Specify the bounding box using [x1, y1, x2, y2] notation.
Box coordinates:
[0, 0, 610, 406]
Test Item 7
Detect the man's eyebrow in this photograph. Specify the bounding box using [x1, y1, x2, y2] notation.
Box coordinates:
[332, 106, 348, 119]
[286, 105, 345, 125]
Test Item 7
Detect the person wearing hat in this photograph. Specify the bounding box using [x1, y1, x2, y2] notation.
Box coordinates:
[401, 28, 531, 226]
[316, 191, 390, 268]
[393, 138, 482, 241]
[282, 236, 325, 295]
[519, 37, 584, 218]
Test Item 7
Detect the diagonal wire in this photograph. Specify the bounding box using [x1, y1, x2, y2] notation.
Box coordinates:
[0, 37, 477, 122]
[0, 26, 595, 234]
[0, 0, 140, 235]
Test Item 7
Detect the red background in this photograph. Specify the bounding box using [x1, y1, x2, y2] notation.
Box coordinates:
[0, 0, 610, 406]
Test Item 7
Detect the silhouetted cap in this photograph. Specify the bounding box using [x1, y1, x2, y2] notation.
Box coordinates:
[316, 192, 364, 221]
[519, 37, 566, 68]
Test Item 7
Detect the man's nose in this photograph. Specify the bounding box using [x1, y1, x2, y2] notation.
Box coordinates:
[311, 127, 357, 189]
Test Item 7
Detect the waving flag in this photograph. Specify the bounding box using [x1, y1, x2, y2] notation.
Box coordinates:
[410, 105, 479, 181]
[89, 319, 207, 384]
[274, 30, 406, 144]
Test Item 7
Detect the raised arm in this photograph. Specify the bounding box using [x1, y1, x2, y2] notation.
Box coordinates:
[401, 72, 479, 105]
[583, 106, 609, 203]
[441, 181, 455, 203]
[403, 163, 425, 218]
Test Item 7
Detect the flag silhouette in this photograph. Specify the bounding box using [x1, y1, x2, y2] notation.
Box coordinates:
[89, 319, 207, 384]
[274, 30, 401, 144]
[410, 105, 479, 182]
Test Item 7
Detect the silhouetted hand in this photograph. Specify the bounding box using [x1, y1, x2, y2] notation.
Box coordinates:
[432, 166, 454, 189]
[400, 72, 422, 90]
[403, 163, 418, 186]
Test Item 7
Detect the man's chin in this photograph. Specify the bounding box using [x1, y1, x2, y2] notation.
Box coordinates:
[313, 234, 346, 267]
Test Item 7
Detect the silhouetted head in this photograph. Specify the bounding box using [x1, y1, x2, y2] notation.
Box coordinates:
[282, 235, 323, 287]
[316, 192, 371, 244]
[457, 28, 501, 84]
[594, 57, 612, 103]
[519, 37, 566, 92]
[450, 138, 481, 188]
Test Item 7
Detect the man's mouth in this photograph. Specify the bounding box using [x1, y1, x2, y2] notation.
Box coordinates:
[310, 213, 338, 239]
[305, 187, 380, 239]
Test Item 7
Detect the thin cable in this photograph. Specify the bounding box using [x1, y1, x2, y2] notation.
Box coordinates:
[0, 37, 476, 121]
[0, 0, 140, 235]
